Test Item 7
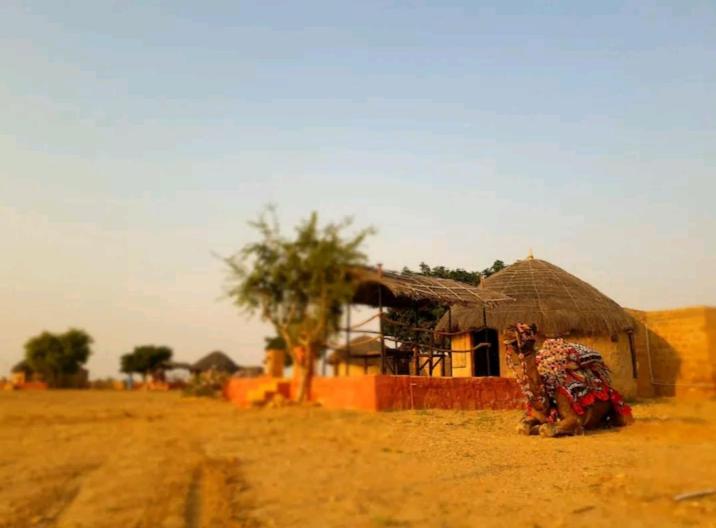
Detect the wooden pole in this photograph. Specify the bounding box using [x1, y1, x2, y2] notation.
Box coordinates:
[447, 306, 453, 376]
[379, 285, 386, 374]
[413, 302, 420, 375]
[345, 303, 351, 376]
[429, 330, 434, 376]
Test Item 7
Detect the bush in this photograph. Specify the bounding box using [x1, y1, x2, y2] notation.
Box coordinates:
[182, 370, 230, 398]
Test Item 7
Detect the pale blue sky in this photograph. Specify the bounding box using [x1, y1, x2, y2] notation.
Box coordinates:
[1, 1, 715, 377]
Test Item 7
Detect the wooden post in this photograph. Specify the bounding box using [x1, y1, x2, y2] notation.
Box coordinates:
[429, 331, 434, 376]
[345, 303, 351, 376]
[627, 331, 638, 379]
[447, 306, 453, 376]
[379, 285, 386, 375]
[413, 302, 420, 375]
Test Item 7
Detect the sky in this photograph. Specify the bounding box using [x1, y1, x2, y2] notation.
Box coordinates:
[1, 1, 715, 378]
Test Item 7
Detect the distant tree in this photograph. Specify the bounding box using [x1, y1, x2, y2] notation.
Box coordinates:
[120, 345, 173, 381]
[24, 328, 93, 387]
[383, 260, 507, 345]
[225, 208, 374, 401]
[119, 352, 141, 379]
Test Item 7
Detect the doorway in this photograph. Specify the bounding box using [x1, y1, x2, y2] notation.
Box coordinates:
[471, 328, 500, 377]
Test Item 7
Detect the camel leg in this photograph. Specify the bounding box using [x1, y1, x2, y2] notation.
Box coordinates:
[609, 404, 634, 427]
[517, 415, 542, 436]
[539, 395, 584, 437]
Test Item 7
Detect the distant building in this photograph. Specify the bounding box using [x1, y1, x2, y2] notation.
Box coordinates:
[191, 351, 262, 378]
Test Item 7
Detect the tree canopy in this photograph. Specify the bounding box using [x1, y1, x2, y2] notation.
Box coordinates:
[225, 208, 374, 400]
[24, 328, 93, 387]
[120, 345, 173, 379]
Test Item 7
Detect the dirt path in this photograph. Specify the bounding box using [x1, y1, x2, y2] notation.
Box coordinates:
[1, 391, 714, 527]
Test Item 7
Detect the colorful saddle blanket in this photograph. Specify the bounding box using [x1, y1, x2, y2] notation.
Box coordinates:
[536, 339, 632, 418]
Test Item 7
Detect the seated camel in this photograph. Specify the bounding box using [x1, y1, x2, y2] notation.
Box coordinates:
[504, 323, 634, 437]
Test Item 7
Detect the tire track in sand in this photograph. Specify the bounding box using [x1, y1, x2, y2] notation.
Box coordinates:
[184, 456, 260, 528]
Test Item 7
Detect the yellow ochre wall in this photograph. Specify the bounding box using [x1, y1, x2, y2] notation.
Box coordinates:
[334, 357, 446, 377]
[450, 334, 473, 378]
[333, 360, 382, 377]
[627, 306, 716, 398]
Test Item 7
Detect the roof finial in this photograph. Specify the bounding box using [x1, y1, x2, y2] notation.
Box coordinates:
[527, 248, 534, 260]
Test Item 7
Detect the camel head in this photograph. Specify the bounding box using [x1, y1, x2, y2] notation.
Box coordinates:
[503, 322, 538, 356]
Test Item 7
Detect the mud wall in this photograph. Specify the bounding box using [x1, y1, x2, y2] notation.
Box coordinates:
[224, 375, 523, 411]
[627, 307, 716, 398]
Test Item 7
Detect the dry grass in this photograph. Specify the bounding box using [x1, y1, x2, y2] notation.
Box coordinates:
[1, 391, 715, 527]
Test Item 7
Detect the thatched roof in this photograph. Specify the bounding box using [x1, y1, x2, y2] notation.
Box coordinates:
[191, 351, 239, 373]
[350, 266, 512, 308]
[327, 335, 382, 364]
[436, 258, 633, 337]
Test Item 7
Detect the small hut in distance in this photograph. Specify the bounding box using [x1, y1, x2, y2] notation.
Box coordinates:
[191, 351, 262, 378]
[328, 335, 383, 376]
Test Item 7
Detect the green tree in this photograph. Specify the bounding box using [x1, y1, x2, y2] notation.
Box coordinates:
[225, 208, 374, 401]
[383, 260, 506, 345]
[120, 345, 173, 381]
[24, 328, 93, 387]
[119, 352, 141, 379]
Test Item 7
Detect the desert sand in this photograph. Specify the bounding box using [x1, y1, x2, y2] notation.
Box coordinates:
[1, 391, 715, 528]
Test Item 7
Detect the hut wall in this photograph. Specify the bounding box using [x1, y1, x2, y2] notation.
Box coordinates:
[627, 306, 716, 398]
[333, 360, 382, 377]
[450, 333, 473, 377]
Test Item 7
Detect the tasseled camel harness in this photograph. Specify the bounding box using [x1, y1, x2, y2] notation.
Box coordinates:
[506, 326, 632, 422]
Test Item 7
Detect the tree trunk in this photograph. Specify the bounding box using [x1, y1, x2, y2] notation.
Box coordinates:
[292, 345, 315, 403]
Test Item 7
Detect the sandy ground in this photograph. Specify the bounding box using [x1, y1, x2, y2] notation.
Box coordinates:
[1, 391, 715, 528]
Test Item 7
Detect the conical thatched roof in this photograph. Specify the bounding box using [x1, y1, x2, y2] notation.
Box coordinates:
[191, 351, 239, 373]
[436, 258, 633, 337]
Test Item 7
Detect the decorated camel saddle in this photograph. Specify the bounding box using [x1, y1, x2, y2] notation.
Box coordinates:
[505, 323, 633, 437]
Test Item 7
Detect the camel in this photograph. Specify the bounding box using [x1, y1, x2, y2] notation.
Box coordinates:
[504, 323, 634, 437]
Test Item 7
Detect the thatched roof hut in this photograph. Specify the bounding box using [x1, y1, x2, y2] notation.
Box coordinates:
[191, 351, 239, 374]
[436, 258, 633, 337]
[350, 266, 512, 308]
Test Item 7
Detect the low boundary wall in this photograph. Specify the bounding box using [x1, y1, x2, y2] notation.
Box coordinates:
[224, 375, 523, 411]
